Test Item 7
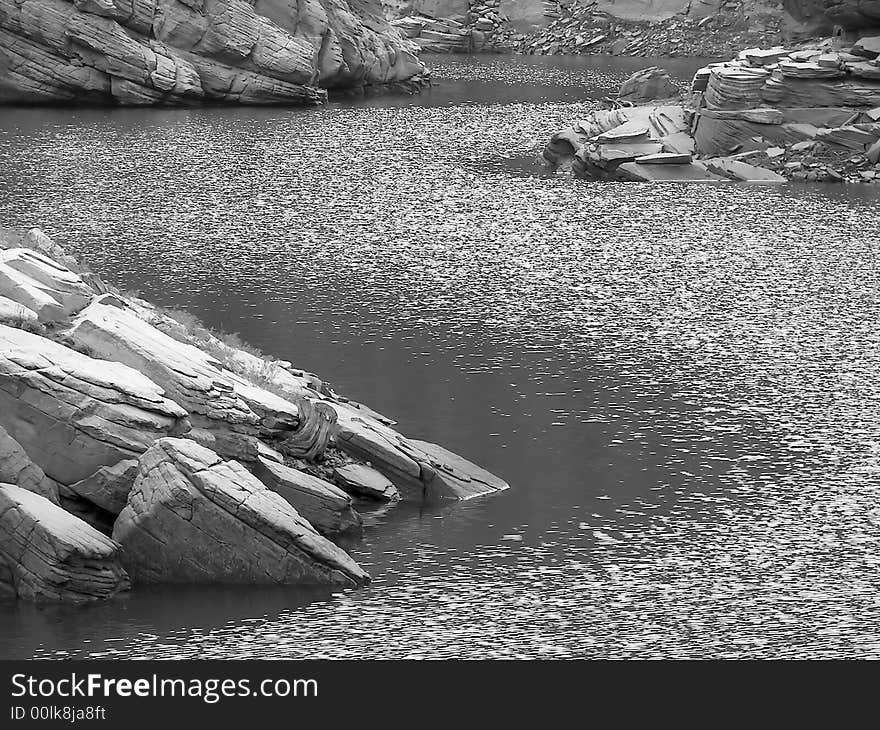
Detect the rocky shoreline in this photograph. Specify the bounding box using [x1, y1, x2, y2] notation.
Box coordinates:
[543, 37, 880, 184]
[0, 0, 430, 106]
[0, 228, 509, 602]
[385, 0, 819, 59]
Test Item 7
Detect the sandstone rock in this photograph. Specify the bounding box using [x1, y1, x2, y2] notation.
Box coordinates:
[703, 157, 787, 182]
[617, 66, 678, 104]
[251, 455, 362, 535]
[778, 61, 843, 79]
[333, 462, 400, 501]
[68, 296, 296, 461]
[635, 152, 692, 164]
[704, 66, 770, 109]
[744, 47, 789, 66]
[595, 121, 649, 143]
[814, 125, 879, 150]
[613, 160, 726, 182]
[112, 438, 369, 586]
[332, 403, 509, 501]
[762, 76, 880, 108]
[0, 295, 39, 328]
[0, 248, 94, 322]
[66, 459, 138, 515]
[0, 424, 58, 503]
[0, 484, 129, 602]
[0, 0, 426, 105]
[852, 36, 880, 59]
[0, 323, 190, 485]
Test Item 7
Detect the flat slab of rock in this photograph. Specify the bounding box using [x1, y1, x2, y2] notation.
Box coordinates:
[595, 121, 650, 143]
[251, 456, 361, 535]
[0, 323, 190, 485]
[615, 161, 727, 182]
[635, 152, 693, 164]
[113, 438, 369, 587]
[333, 463, 400, 502]
[703, 158, 788, 182]
[0, 484, 130, 602]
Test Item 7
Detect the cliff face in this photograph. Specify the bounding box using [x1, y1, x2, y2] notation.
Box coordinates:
[0, 0, 426, 105]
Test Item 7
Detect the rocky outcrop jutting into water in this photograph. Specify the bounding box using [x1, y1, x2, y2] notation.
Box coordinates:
[0, 226, 510, 602]
[0, 0, 427, 105]
[544, 36, 880, 184]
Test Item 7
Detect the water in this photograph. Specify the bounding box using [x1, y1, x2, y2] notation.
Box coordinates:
[2, 54, 880, 659]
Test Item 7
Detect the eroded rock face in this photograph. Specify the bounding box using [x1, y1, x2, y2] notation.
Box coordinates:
[0, 247, 94, 323]
[0, 0, 425, 105]
[618, 66, 679, 104]
[0, 323, 191, 485]
[66, 458, 139, 515]
[68, 295, 333, 461]
[0, 484, 130, 602]
[251, 455, 362, 535]
[0, 424, 59, 504]
[113, 438, 370, 586]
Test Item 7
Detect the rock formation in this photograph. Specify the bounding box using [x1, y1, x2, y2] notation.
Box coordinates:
[0, 323, 191, 485]
[112, 438, 370, 586]
[251, 455, 362, 535]
[0, 227, 510, 601]
[546, 38, 880, 184]
[0, 424, 59, 504]
[0, 484, 130, 602]
[0, 0, 427, 105]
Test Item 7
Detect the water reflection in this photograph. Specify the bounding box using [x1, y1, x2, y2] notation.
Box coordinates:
[1, 55, 880, 658]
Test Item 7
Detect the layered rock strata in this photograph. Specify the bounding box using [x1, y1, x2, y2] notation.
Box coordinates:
[545, 37, 880, 184]
[0, 0, 427, 105]
[112, 438, 370, 586]
[0, 484, 130, 602]
[0, 227, 510, 601]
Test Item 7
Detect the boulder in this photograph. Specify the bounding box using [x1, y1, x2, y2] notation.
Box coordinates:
[66, 459, 139, 515]
[251, 456, 362, 535]
[0, 484, 130, 602]
[703, 158, 788, 182]
[0, 323, 190, 485]
[0, 248, 94, 322]
[0, 424, 58, 503]
[0, 0, 426, 105]
[333, 463, 400, 502]
[112, 438, 369, 586]
[617, 67, 679, 104]
[332, 403, 510, 501]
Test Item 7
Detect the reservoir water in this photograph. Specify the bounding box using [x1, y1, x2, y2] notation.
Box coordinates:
[2, 54, 880, 658]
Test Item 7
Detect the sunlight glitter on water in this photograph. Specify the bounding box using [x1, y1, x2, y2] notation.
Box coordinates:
[2, 56, 880, 658]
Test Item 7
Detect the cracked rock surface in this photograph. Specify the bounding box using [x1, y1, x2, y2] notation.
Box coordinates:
[113, 437, 371, 586]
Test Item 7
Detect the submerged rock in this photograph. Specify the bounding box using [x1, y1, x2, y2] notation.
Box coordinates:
[0, 323, 191, 485]
[251, 456, 362, 535]
[0, 0, 426, 105]
[0, 484, 130, 602]
[113, 438, 370, 587]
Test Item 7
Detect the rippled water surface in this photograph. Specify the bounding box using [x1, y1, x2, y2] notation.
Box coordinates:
[2, 54, 880, 659]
